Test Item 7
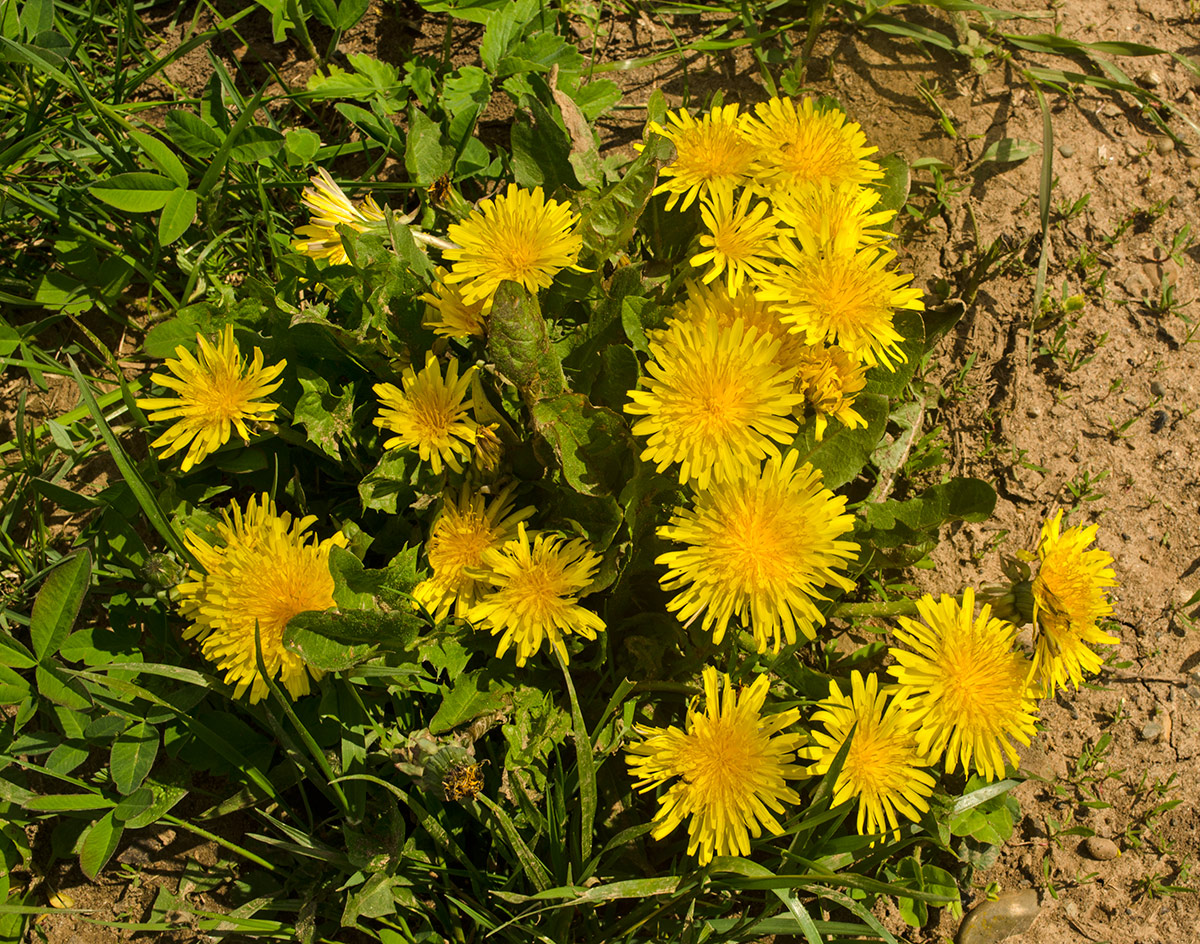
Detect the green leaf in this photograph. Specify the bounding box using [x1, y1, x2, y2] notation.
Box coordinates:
[404, 105, 454, 187]
[79, 811, 123, 880]
[282, 624, 379, 672]
[164, 109, 222, 158]
[328, 544, 421, 611]
[335, 0, 370, 29]
[286, 608, 422, 650]
[294, 369, 357, 461]
[487, 281, 567, 402]
[531, 394, 632, 496]
[341, 872, 397, 925]
[861, 478, 997, 548]
[89, 173, 176, 212]
[510, 95, 575, 192]
[480, 0, 536, 71]
[30, 550, 91, 661]
[792, 393, 889, 489]
[871, 153, 910, 218]
[0, 664, 31, 705]
[122, 779, 188, 829]
[862, 312, 924, 398]
[26, 793, 114, 812]
[977, 136, 1040, 164]
[429, 668, 509, 735]
[358, 451, 412, 515]
[157, 188, 197, 247]
[443, 67, 491, 151]
[110, 722, 159, 796]
[0, 633, 35, 669]
[576, 133, 672, 263]
[284, 128, 321, 166]
[228, 125, 284, 163]
[35, 664, 90, 709]
[128, 129, 189, 187]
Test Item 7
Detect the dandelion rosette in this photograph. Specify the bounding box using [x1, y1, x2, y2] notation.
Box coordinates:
[802, 671, 936, 841]
[656, 449, 859, 652]
[1030, 510, 1119, 697]
[292, 168, 386, 265]
[443, 184, 583, 305]
[743, 96, 882, 192]
[690, 187, 781, 297]
[888, 588, 1039, 781]
[646, 104, 760, 210]
[466, 523, 605, 666]
[625, 316, 802, 491]
[178, 493, 348, 703]
[138, 324, 285, 472]
[373, 353, 477, 475]
[626, 667, 806, 865]
[412, 485, 535, 623]
[794, 344, 868, 441]
[757, 244, 923, 370]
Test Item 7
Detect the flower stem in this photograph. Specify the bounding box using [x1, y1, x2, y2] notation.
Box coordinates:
[831, 598, 922, 619]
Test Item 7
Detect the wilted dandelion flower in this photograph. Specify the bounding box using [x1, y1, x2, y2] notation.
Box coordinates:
[472, 423, 503, 473]
[625, 316, 802, 491]
[373, 353, 477, 475]
[1030, 511, 1119, 697]
[657, 449, 859, 652]
[626, 667, 806, 865]
[647, 104, 759, 210]
[413, 484, 534, 623]
[888, 589, 1039, 781]
[795, 345, 868, 441]
[690, 187, 782, 297]
[138, 324, 285, 472]
[467, 523, 605, 666]
[743, 97, 882, 192]
[758, 245, 923, 370]
[292, 168, 386, 265]
[444, 184, 583, 305]
[803, 671, 936, 841]
[772, 181, 895, 255]
[178, 494, 347, 702]
[669, 280, 804, 375]
[422, 267, 488, 340]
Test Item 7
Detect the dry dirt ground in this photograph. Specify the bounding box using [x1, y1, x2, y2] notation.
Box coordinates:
[18, 0, 1200, 942]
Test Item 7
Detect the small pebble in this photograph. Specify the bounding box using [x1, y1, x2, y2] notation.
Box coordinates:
[1188, 156, 1200, 169]
[1084, 836, 1121, 861]
[1185, 89, 1198, 105]
[1151, 380, 1167, 398]
[1144, 69, 1163, 88]
[1058, 144, 1076, 158]
[957, 889, 1041, 944]
[1155, 136, 1175, 156]
[1141, 719, 1163, 739]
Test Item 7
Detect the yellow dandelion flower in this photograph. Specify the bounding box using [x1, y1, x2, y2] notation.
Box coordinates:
[177, 494, 348, 703]
[802, 671, 936, 841]
[772, 180, 895, 255]
[657, 449, 859, 652]
[466, 523, 605, 666]
[443, 184, 583, 306]
[795, 345, 868, 441]
[1030, 511, 1119, 697]
[292, 168, 386, 265]
[646, 104, 759, 211]
[625, 316, 803, 491]
[626, 667, 806, 865]
[669, 280, 805, 375]
[473, 423, 503, 473]
[421, 266, 489, 340]
[412, 484, 535, 623]
[888, 589, 1039, 781]
[137, 324, 285, 472]
[373, 353, 477, 475]
[690, 187, 782, 297]
[758, 244, 923, 370]
[743, 97, 882, 192]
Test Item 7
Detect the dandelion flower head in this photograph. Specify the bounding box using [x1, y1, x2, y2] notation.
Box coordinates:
[292, 167, 386, 265]
[625, 316, 802, 491]
[413, 484, 535, 623]
[466, 523, 605, 666]
[772, 181, 895, 255]
[1030, 510, 1119, 697]
[744, 97, 882, 192]
[690, 187, 783, 298]
[626, 667, 806, 865]
[422, 266, 489, 340]
[373, 353, 477, 475]
[647, 104, 759, 211]
[795, 344, 868, 441]
[657, 449, 859, 652]
[802, 671, 936, 841]
[757, 244, 923, 370]
[443, 184, 583, 306]
[668, 280, 804, 375]
[888, 588, 1039, 781]
[138, 324, 285, 472]
[178, 493, 347, 702]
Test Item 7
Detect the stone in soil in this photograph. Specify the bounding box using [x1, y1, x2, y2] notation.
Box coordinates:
[1084, 836, 1122, 861]
[956, 889, 1041, 944]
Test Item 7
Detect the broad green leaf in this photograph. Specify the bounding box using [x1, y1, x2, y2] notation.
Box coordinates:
[110, 722, 159, 795]
[285, 128, 321, 166]
[792, 392, 889, 489]
[294, 369, 357, 461]
[977, 136, 1040, 164]
[404, 105, 454, 187]
[335, 0, 370, 30]
[129, 129, 189, 187]
[530, 394, 632, 496]
[282, 623, 378, 672]
[863, 310, 925, 398]
[35, 664, 90, 709]
[443, 67, 491, 150]
[429, 669, 509, 734]
[0, 632, 36, 669]
[285, 607, 422, 650]
[228, 125, 284, 163]
[122, 779, 188, 829]
[341, 872, 397, 924]
[157, 188, 197, 247]
[861, 478, 997, 548]
[480, 0, 537, 71]
[577, 133, 673, 263]
[164, 109, 222, 158]
[487, 281, 567, 402]
[89, 173, 176, 212]
[30, 550, 91, 661]
[26, 793, 114, 812]
[510, 94, 575, 192]
[0, 664, 31, 705]
[79, 811, 123, 880]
